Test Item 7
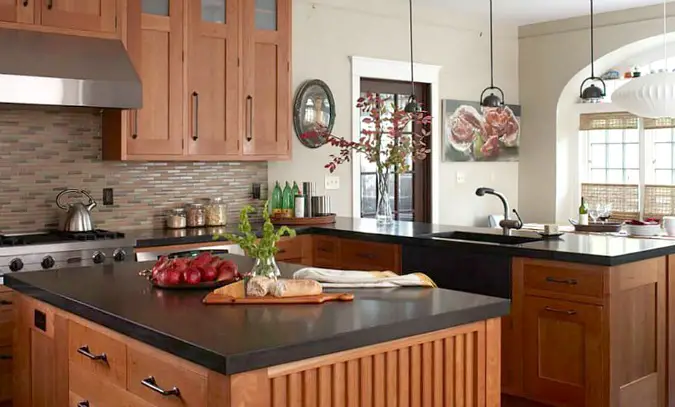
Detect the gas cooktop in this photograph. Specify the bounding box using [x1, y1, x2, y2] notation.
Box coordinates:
[0, 230, 126, 247]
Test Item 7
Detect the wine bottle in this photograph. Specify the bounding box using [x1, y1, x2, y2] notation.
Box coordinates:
[578, 197, 589, 226]
[271, 182, 283, 216]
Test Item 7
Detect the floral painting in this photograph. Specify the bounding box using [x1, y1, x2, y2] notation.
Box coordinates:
[442, 100, 521, 162]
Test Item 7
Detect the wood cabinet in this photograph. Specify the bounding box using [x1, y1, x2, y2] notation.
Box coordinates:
[37, 0, 117, 33]
[0, 287, 12, 407]
[0, 0, 33, 24]
[522, 296, 603, 407]
[103, 0, 292, 161]
[506, 257, 667, 407]
[126, 0, 183, 157]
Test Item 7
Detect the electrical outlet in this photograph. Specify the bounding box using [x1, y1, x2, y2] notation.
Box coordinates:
[103, 188, 114, 206]
[325, 175, 340, 190]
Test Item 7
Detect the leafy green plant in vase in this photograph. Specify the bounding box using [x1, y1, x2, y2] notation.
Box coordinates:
[217, 202, 295, 280]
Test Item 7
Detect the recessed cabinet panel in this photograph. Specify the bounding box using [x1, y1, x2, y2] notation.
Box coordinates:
[202, 0, 225, 23]
[39, 0, 117, 33]
[0, 0, 33, 23]
[142, 0, 169, 16]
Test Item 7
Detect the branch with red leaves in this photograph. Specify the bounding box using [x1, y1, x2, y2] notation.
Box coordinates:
[303, 93, 432, 174]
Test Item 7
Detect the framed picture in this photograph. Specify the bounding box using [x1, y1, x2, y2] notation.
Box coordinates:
[442, 99, 521, 162]
[293, 79, 336, 148]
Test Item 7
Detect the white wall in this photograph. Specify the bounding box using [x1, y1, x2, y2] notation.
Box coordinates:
[268, 0, 520, 226]
[519, 4, 675, 223]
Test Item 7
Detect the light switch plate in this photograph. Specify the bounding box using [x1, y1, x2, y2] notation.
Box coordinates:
[456, 172, 466, 184]
[325, 175, 340, 190]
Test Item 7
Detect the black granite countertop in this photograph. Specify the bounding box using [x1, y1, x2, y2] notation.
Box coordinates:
[4, 255, 509, 375]
[129, 217, 675, 266]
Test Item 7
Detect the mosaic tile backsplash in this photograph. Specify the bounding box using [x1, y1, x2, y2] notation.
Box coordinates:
[0, 107, 267, 232]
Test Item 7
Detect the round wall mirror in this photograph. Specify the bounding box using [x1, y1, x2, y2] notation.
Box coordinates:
[293, 79, 336, 148]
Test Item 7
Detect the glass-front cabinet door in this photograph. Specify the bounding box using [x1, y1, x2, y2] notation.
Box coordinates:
[242, 0, 291, 157]
[0, 0, 33, 24]
[129, 0, 184, 156]
[186, 0, 239, 157]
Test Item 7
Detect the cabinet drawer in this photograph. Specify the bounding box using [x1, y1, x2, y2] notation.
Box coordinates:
[69, 364, 153, 407]
[0, 346, 11, 404]
[313, 235, 340, 268]
[275, 237, 302, 261]
[69, 320, 127, 389]
[0, 302, 12, 346]
[523, 260, 605, 299]
[340, 239, 400, 272]
[127, 345, 207, 407]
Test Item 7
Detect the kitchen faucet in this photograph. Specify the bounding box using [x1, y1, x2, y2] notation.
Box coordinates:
[476, 187, 523, 235]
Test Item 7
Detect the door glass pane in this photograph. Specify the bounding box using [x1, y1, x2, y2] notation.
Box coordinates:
[255, 0, 277, 30]
[142, 0, 169, 16]
[202, 0, 226, 24]
[361, 174, 376, 217]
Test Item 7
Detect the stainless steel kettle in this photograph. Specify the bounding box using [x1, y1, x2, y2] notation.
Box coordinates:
[56, 189, 97, 232]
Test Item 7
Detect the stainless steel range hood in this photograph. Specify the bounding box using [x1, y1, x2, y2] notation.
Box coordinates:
[0, 28, 141, 109]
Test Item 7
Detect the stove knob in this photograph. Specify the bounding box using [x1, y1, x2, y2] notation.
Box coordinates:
[92, 251, 106, 264]
[113, 249, 127, 262]
[41, 256, 55, 270]
[9, 258, 23, 272]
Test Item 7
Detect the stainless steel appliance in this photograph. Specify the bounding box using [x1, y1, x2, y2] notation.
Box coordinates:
[311, 196, 331, 216]
[0, 230, 135, 284]
[0, 27, 141, 109]
[136, 243, 244, 263]
[56, 189, 97, 232]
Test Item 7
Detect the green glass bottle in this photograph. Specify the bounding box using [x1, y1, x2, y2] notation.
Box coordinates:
[292, 181, 300, 199]
[271, 181, 283, 216]
[282, 181, 293, 217]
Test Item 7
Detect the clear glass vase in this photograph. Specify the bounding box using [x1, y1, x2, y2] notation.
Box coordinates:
[376, 169, 393, 225]
[249, 256, 280, 279]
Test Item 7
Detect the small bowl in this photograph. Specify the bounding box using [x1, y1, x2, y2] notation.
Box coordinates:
[624, 223, 662, 237]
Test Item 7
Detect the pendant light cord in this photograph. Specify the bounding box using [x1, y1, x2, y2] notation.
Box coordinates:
[408, 0, 415, 98]
[664, 0, 668, 70]
[489, 0, 495, 87]
[590, 0, 595, 77]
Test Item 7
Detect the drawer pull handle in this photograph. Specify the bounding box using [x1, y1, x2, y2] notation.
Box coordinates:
[77, 345, 108, 362]
[357, 253, 376, 259]
[0, 300, 11, 305]
[23, 0, 28, 6]
[545, 277, 578, 285]
[544, 306, 577, 315]
[318, 248, 332, 253]
[277, 249, 287, 254]
[141, 376, 181, 397]
[0, 354, 12, 360]
[77, 401, 89, 407]
[46, 0, 52, 9]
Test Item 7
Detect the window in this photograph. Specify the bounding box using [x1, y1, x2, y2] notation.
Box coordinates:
[359, 79, 431, 222]
[579, 113, 675, 218]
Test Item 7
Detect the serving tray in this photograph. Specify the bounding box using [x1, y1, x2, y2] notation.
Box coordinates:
[573, 222, 622, 233]
[271, 214, 336, 226]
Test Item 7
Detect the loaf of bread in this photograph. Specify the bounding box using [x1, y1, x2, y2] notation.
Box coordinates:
[246, 276, 273, 297]
[213, 280, 245, 298]
[270, 279, 322, 298]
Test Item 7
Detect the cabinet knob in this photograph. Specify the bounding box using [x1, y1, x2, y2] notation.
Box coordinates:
[22, 0, 28, 6]
[46, 0, 52, 10]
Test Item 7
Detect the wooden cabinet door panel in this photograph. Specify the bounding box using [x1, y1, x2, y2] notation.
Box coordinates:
[0, 345, 10, 405]
[38, 0, 117, 33]
[0, 0, 33, 23]
[128, 8, 184, 156]
[187, 0, 239, 157]
[523, 295, 604, 407]
[241, 0, 290, 158]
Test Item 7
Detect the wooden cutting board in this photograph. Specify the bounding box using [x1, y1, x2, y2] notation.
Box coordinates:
[203, 292, 354, 305]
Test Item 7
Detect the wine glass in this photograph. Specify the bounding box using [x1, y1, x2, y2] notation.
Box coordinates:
[589, 204, 600, 224]
[600, 203, 612, 223]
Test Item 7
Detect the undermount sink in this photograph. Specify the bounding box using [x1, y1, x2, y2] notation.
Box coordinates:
[423, 231, 543, 245]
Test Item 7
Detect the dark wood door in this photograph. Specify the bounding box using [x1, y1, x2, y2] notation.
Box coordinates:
[523, 295, 604, 407]
[359, 78, 431, 222]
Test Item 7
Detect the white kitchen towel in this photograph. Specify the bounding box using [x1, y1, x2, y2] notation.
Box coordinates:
[292, 268, 436, 288]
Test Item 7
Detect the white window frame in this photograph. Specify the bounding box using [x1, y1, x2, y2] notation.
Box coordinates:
[350, 56, 441, 223]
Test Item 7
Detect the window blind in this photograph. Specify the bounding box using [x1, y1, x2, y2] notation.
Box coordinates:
[579, 112, 638, 131]
[644, 117, 675, 129]
[581, 183, 639, 220]
[644, 185, 675, 218]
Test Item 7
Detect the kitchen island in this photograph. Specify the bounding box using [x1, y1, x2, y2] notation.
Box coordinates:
[5, 255, 509, 407]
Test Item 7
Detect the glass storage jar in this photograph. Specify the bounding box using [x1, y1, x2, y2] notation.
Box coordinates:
[205, 197, 228, 226]
[185, 203, 206, 227]
[166, 208, 187, 229]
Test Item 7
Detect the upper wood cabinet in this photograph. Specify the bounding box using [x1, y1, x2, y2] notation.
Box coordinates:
[126, 0, 184, 157]
[0, 0, 33, 24]
[38, 0, 117, 33]
[186, 0, 240, 158]
[242, 0, 291, 159]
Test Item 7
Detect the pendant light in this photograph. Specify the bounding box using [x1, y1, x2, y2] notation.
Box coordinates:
[480, 0, 505, 107]
[404, 0, 421, 113]
[580, 0, 606, 102]
[612, 0, 675, 118]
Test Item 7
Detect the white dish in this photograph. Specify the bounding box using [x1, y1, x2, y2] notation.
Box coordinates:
[624, 223, 662, 237]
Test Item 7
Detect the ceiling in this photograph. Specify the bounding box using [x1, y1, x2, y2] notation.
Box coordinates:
[426, 0, 666, 25]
